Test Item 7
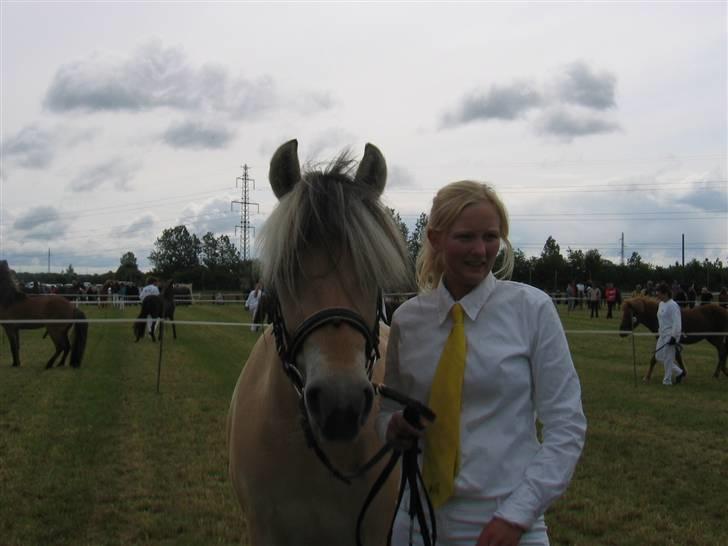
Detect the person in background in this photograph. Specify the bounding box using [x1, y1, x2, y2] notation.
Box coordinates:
[718, 286, 728, 309]
[687, 283, 697, 308]
[605, 282, 617, 319]
[699, 286, 713, 305]
[656, 283, 686, 385]
[378, 180, 586, 546]
[589, 282, 601, 318]
[139, 277, 160, 335]
[245, 282, 263, 332]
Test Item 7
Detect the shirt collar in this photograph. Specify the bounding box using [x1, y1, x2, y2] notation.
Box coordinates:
[434, 273, 497, 325]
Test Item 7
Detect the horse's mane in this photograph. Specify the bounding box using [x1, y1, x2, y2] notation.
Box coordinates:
[627, 295, 660, 313]
[257, 152, 411, 298]
[0, 261, 27, 307]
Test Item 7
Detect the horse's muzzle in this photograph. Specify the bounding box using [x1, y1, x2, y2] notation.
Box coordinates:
[305, 380, 374, 442]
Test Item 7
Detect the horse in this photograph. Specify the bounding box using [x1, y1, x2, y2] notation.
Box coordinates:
[0, 260, 88, 368]
[133, 281, 177, 342]
[227, 140, 412, 546]
[619, 296, 728, 380]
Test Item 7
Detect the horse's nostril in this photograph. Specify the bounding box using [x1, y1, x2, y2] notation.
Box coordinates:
[306, 386, 321, 417]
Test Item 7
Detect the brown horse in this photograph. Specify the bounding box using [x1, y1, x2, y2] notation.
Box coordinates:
[227, 140, 411, 545]
[0, 260, 88, 368]
[619, 296, 728, 380]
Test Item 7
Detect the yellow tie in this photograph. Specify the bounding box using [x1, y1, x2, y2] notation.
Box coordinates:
[423, 303, 467, 507]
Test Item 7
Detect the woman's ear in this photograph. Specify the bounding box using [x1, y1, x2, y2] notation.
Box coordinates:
[427, 228, 442, 253]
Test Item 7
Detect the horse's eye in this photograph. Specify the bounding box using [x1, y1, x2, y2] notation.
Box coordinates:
[632, 316, 638, 325]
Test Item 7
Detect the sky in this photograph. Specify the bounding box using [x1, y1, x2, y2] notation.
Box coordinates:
[1, 1, 726, 275]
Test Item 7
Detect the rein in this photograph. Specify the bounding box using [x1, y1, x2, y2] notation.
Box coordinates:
[270, 291, 438, 546]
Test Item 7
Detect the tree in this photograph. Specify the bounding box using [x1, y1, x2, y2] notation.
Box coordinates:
[584, 248, 603, 281]
[386, 207, 409, 247]
[148, 225, 200, 277]
[408, 212, 429, 266]
[627, 251, 643, 268]
[116, 251, 143, 283]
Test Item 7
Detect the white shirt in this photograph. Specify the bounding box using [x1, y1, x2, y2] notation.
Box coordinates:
[246, 289, 261, 310]
[376, 273, 586, 529]
[139, 284, 160, 301]
[656, 299, 682, 358]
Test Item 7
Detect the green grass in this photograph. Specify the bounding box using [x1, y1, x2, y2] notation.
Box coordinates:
[1, 303, 727, 545]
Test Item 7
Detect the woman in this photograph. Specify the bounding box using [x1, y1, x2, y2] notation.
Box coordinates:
[377, 181, 586, 546]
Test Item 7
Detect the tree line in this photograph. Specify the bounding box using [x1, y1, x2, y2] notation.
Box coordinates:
[14, 212, 727, 293]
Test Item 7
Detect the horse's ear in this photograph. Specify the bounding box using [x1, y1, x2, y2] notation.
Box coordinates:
[354, 143, 386, 196]
[269, 139, 301, 199]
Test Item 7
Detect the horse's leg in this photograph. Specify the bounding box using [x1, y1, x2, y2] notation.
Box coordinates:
[711, 337, 728, 378]
[4, 326, 21, 367]
[676, 348, 686, 374]
[56, 327, 72, 367]
[45, 329, 65, 369]
[150, 318, 157, 342]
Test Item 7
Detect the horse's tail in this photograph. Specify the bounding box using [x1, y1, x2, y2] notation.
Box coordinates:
[134, 303, 147, 340]
[70, 308, 88, 368]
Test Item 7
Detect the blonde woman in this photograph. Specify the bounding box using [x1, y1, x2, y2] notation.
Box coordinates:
[377, 181, 586, 546]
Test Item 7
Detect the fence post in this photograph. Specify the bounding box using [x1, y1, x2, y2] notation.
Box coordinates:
[156, 319, 165, 394]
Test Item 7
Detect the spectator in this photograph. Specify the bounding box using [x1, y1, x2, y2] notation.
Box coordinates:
[699, 286, 713, 305]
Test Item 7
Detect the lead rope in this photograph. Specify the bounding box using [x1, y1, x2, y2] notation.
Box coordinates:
[356, 384, 437, 546]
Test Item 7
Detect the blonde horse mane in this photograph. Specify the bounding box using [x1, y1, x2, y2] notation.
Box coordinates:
[257, 149, 411, 298]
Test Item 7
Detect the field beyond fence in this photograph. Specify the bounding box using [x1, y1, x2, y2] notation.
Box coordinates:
[1, 303, 727, 546]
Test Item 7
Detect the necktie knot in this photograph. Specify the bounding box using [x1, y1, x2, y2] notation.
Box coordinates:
[451, 303, 464, 324]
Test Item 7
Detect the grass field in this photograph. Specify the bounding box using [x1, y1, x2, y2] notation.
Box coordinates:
[1, 302, 727, 546]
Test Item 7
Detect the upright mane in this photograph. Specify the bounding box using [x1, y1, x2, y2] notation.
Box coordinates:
[0, 260, 27, 307]
[258, 150, 411, 298]
[628, 295, 659, 313]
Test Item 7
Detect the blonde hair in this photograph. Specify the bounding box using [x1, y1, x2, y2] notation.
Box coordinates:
[415, 180, 514, 291]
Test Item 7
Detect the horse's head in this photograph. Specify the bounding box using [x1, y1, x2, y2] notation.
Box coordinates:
[619, 298, 643, 337]
[260, 139, 411, 443]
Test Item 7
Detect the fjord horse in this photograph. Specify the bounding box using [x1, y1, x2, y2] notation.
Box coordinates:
[133, 281, 177, 342]
[0, 260, 88, 368]
[227, 140, 411, 545]
[619, 296, 728, 380]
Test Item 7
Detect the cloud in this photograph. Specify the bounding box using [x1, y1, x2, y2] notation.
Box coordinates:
[441, 82, 542, 127]
[117, 213, 157, 237]
[162, 119, 235, 150]
[68, 157, 140, 192]
[676, 180, 728, 211]
[43, 41, 323, 119]
[178, 197, 240, 237]
[387, 164, 416, 189]
[440, 61, 619, 139]
[2, 125, 55, 168]
[13, 205, 70, 240]
[537, 108, 620, 139]
[556, 61, 617, 110]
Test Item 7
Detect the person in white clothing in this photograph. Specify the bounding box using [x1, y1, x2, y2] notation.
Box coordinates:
[656, 282, 685, 385]
[377, 180, 587, 546]
[139, 278, 160, 335]
[245, 283, 263, 332]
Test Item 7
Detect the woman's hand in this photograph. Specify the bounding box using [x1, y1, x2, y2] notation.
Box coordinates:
[385, 410, 427, 450]
[476, 517, 525, 546]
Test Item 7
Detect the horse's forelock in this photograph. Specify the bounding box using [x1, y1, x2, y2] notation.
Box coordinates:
[258, 153, 411, 298]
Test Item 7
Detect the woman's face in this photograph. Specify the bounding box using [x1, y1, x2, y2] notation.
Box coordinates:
[429, 200, 502, 300]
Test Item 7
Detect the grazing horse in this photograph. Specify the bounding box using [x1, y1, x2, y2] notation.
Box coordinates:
[619, 296, 728, 380]
[227, 140, 411, 545]
[0, 260, 88, 368]
[133, 282, 177, 342]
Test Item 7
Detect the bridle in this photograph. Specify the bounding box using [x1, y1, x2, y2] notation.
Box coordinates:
[271, 290, 383, 401]
[269, 289, 438, 546]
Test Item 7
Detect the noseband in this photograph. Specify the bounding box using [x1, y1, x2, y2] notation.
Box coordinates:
[271, 291, 382, 399]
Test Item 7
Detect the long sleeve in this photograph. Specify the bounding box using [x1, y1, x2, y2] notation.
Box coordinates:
[494, 298, 587, 529]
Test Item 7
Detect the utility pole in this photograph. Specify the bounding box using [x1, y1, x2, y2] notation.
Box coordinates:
[231, 164, 259, 262]
[620, 232, 624, 266]
[681, 233, 685, 267]
[48, 248, 51, 273]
